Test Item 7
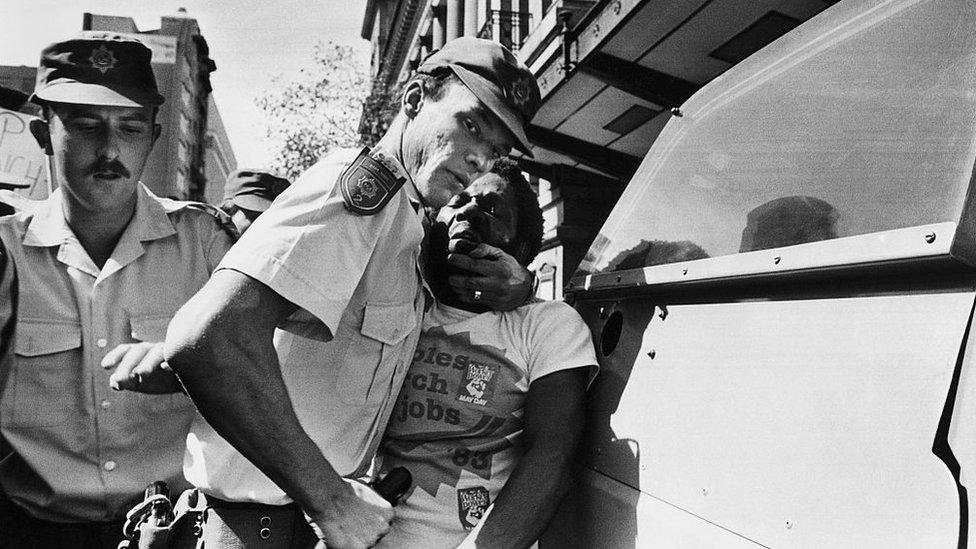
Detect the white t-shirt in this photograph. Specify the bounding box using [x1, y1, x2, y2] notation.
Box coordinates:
[376, 299, 598, 548]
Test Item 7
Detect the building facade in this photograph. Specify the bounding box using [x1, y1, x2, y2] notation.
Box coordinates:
[361, 0, 838, 298]
[84, 10, 237, 202]
[0, 11, 236, 202]
[0, 65, 37, 98]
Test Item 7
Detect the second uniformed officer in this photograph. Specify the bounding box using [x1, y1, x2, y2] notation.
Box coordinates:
[219, 169, 291, 234]
[0, 32, 235, 548]
[163, 37, 541, 548]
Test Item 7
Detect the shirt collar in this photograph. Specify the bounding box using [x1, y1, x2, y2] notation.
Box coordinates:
[22, 189, 72, 247]
[22, 183, 176, 248]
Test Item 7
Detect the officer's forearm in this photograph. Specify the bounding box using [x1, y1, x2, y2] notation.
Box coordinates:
[164, 271, 351, 518]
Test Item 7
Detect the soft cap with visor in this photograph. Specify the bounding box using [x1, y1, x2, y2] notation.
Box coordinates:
[31, 31, 165, 108]
[417, 37, 540, 157]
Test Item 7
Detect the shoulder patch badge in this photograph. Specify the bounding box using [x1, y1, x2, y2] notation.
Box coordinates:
[339, 148, 406, 215]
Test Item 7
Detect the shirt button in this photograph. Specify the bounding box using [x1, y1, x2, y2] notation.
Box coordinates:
[103, 460, 117, 471]
[100, 400, 111, 409]
[96, 338, 108, 348]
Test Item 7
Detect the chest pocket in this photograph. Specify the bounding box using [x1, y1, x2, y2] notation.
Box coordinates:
[126, 312, 195, 414]
[128, 313, 172, 343]
[337, 303, 417, 406]
[7, 320, 82, 427]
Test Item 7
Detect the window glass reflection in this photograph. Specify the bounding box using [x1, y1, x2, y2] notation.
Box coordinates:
[577, 0, 976, 276]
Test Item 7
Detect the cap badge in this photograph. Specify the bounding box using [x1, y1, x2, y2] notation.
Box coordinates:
[508, 77, 531, 110]
[88, 45, 118, 74]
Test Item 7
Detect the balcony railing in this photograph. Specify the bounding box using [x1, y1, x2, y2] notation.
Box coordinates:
[477, 10, 533, 51]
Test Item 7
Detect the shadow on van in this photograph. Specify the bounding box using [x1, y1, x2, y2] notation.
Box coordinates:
[541, 299, 658, 548]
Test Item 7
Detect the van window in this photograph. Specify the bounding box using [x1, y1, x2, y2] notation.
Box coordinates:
[577, 0, 976, 275]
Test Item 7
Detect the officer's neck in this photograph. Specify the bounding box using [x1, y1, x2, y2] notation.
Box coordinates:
[374, 116, 408, 173]
[61, 191, 137, 268]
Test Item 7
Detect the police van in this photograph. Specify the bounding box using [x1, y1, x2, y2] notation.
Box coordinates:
[543, 0, 976, 546]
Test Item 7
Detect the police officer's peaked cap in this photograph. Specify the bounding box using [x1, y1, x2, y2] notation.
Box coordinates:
[31, 31, 165, 108]
[418, 37, 541, 157]
[223, 170, 291, 213]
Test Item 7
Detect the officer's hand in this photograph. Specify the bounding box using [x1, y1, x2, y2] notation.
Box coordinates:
[447, 243, 533, 311]
[307, 479, 393, 548]
[103, 342, 185, 394]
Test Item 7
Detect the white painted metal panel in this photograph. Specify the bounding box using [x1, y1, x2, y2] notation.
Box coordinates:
[585, 291, 972, 547]
[544, 468, 766, 548]
[575, 223, 955, 291]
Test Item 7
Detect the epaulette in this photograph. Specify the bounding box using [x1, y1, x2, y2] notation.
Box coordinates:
[173, 201, 241, 241]
[339, 148, 406, 216]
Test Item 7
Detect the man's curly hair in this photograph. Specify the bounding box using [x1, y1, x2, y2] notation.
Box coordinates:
[491, 159, 543, 266]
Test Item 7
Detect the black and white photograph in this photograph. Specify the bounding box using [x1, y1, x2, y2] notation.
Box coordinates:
[0, 1, 972, 547]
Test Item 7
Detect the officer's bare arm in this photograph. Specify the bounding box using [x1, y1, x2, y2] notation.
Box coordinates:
[163, 269, 392, 545]
[462, 367, 588, 549]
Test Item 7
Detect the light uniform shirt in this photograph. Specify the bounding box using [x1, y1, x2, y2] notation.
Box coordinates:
[0, 185, 235, 522]
[376, 299, 599, 548]
[184, 147, 428, 504]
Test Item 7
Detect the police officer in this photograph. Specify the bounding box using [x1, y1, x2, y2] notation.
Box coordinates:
[219, 169, 291, 234]
[162, 37, 541, 548]
[0, 32, 235, 548]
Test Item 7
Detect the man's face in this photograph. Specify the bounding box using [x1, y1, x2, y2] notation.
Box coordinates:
[43, 103, 158, 211]
[435, 172, 518, 255]
[403, 81, 516, 208]
[229, 206, 262, 235]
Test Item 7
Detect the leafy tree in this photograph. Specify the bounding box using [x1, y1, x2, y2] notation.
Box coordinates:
[256, 41, 371, 181]
[358, 81, 403, 148]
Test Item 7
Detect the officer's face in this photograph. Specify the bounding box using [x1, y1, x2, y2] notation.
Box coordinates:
[435, 172, 518, 254]
[41, 103, 159, 212]
[403, 81, 515, 208]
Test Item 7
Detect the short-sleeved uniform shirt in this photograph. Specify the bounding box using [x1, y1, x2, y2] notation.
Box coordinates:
[375, 299, 599, 548]
[183, 147, 428, 504]
[0, 185, 235, 522]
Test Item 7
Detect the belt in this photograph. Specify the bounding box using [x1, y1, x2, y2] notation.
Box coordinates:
[196, 494, 318, 548]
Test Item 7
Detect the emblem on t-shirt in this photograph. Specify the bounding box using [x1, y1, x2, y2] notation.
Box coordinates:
[456, 362, 498, 406]
[457, 486, 490, 530]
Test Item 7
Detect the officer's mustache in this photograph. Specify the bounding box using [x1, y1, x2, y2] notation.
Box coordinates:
[89, 158, 131, 179]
